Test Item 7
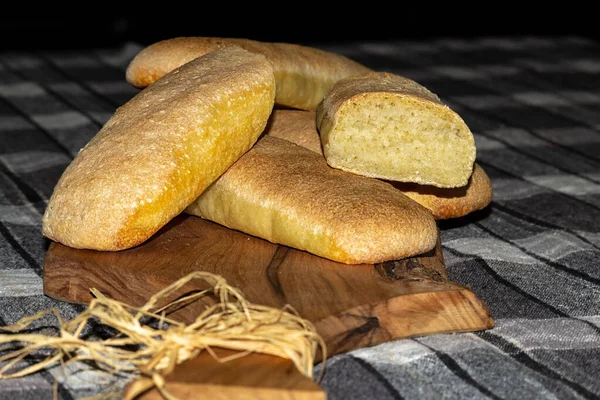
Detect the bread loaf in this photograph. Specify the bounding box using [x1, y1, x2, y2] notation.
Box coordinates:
[266, 109, 323, 154]
[185, 136, 438, 264]
[42, 47, 276, 250]
[316, 72, 476, 188]
[126, 37, 372, 111]
[267, 109, 492, 220]
[390, 164, 492, 219]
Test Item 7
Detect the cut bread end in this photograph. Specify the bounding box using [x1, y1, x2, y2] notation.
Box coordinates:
[321, 93, 476, 188]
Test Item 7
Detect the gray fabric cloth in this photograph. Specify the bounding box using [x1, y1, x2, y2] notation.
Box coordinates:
[1, 36, 599, 399]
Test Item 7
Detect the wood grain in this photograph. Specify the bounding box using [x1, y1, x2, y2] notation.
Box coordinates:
[44, 214, 493, 357]
[127, 349, 326, 400]
[43, 214, 494, 398]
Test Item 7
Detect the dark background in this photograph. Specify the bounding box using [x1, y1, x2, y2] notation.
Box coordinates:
[0, 12, 597, 51]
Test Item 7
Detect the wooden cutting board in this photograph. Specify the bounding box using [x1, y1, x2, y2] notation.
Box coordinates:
[43, 214, 494, 398]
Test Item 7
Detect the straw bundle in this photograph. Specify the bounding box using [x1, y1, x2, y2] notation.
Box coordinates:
[0, 272, 326, 399]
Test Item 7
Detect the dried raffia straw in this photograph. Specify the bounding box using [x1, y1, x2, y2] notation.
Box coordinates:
[0, 271, 327, 399]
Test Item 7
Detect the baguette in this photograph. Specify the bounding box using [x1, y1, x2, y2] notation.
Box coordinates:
[316, 72, 476, 188]
[267, 109, 492, 220]
[185, 136, 438, 264]
[126, 37, 372, 111]
[42, 47, 276, 250]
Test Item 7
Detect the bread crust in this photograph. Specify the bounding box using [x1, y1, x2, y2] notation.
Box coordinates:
[42, 47, 276, 250]
[267, 109, 492, 220]
[266, 109, 323, 154]
[126, 37, 371, 111]
[185, 136, 438, 264]
[391, 164, 493, 219]
[316, 72, 477, 188]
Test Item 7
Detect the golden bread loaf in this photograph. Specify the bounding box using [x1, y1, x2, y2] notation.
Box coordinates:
[125, 37, 372, 111]
[185, 136, 438, 264]
[42, 47, 276, 250]
[267, 109, 492, 219]
[316, 72, 477, 188]
[390, 164, 492, 219]
[266, 109, 323, 154]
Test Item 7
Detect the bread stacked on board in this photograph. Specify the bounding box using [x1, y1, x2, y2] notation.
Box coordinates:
[42, 37, 492, 264]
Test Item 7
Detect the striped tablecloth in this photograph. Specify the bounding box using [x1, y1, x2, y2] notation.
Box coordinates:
[1, 36, 599, 399]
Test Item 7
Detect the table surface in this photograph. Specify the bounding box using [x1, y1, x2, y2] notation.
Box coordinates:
[1, 36, 600, 399]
